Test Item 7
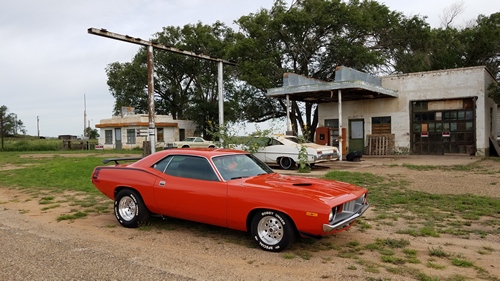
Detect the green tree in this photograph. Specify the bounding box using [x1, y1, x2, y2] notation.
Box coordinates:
[85, 127, 99, 140]
[1, 105, 27, 151]
[394, 12, 500, 78]
[105, 22, 242, 139]
[230, 0, 431, 140]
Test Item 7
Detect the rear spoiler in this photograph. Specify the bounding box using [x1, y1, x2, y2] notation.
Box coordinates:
[103, 157, 143, 165]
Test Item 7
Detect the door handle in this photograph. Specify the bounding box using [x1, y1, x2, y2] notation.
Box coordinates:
[159, 181, 166, 186]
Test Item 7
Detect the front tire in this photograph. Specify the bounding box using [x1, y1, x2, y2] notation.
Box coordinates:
[251, 210, 296, 252]
[278, 157, 295, 170]
[114, 189, 150, 228]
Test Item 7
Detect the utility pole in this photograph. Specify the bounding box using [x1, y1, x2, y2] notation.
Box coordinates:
[1, 112, 3, 152]
[88, 28, 236, 154]
[84, 93, 87, 138]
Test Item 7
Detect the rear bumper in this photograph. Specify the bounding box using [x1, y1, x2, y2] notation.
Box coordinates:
[322, 203, 370, 232]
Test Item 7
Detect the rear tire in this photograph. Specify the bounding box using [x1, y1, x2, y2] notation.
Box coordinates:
[114, 189, 150, 228]
[279, 157, 295, 170]
[251, 210, 296, 252]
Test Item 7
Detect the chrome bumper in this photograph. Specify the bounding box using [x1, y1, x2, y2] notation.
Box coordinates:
[322, 203, 370, 232]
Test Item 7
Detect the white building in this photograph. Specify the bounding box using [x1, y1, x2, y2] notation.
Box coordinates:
[268, 66, 498, 156]
[96, 113, 196, 150]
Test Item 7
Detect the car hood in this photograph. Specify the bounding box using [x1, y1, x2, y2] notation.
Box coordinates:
[241, 173, 366, 203]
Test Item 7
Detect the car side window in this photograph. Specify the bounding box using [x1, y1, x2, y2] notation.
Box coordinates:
[270, 139, 283, 146]
[153, 156, 173, 173]
[194, 138, 203, 142]
[164, 155, 219, 181]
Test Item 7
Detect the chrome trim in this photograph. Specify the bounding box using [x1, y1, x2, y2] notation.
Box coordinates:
[322, 203, 369, 232]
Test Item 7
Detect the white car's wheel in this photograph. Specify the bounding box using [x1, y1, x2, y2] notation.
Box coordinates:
[278, 157, 295, 170]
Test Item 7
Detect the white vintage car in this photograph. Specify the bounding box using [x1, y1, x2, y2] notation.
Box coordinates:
[164, 137, 216, 149]
[244, 135, 339, 170]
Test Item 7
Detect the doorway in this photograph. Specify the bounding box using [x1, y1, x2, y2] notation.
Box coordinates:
[349, 119, 364, 153]
[115, 128, 122, 150]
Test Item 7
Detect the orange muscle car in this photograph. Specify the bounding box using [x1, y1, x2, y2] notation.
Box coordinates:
[91, 148, 369, 252]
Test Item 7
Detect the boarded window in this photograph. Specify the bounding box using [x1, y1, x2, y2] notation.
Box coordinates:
[157, 128, 164, 142]
[372, 117, 391, 134]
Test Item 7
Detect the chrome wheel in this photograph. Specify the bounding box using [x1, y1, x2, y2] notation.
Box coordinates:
[114, 189, 150, 228]
[256, 215, 284, 245]
[118, 195, 136, 221]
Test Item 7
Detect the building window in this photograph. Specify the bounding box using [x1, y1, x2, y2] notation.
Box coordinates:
[105, 130, 113, 144]
[126, 129, 136, 144]
[372, 117, 391, 134]
[157, 128, 164, 142]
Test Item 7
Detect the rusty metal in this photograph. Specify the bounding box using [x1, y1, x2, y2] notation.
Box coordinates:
[87, 28, 236, 65]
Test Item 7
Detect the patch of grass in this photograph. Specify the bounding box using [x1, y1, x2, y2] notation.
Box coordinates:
[41, 204, 61, 211]
[56, 211, 87, 221]
[323, 170, 384, 187]
[477, 245, 494, 255]
[294, 251, 312, 260]
[282, 253, 295, 259]
[402, 164, 438, 171]
[381, 255, 406, 265]
[428, 247, 449, 258]
[39, 196, 55, 204]
[380, 238, 410, 248]
[426, 260, 446, 269]
[416, 273, 440, 281]
[451, 257, 474, 268]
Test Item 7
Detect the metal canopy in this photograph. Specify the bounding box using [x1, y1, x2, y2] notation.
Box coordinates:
[265, 68, 398, 162]
[266, 69, 398, 103]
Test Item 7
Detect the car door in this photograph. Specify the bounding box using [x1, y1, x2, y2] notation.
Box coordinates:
[152, 155, 228, 227]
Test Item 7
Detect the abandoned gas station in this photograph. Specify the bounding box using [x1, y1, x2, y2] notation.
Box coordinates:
[267, 66, 499, 157]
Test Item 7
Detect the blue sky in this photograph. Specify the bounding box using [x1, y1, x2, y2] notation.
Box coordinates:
[1, 0, 498, 137]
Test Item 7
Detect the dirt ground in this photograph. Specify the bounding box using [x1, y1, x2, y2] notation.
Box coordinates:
[0, 154, 499, 280]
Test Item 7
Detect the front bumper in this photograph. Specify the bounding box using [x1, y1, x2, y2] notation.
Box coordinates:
[322, 203, 370, 232]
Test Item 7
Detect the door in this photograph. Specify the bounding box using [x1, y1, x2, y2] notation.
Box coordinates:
[114, 128, 122, 150]
[153, 155, 227, 227]
[349, 119, 364, 153]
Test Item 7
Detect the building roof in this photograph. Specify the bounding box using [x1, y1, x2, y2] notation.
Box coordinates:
[266, 67, 398, 103]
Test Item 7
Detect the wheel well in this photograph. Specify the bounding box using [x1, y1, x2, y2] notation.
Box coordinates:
[246, 208, 298, 235]
[114, 186, 139, 199]
[182, 145, 190, 148]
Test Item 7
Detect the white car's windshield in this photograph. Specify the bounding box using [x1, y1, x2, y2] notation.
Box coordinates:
[212, 154, 273, 181]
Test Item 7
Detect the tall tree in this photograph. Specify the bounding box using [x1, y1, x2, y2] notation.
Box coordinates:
[231, 0, 429, 139]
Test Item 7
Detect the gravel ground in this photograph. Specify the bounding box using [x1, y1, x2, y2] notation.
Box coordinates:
[1, 155, 499, 280]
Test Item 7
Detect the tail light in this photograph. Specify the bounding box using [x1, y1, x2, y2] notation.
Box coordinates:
[92, 168, 101, 180]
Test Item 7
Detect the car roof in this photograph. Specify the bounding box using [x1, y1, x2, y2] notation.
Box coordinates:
[132, 148, 248, 167]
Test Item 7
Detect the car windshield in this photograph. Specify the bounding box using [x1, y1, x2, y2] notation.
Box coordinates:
[212, 154, 274, 181]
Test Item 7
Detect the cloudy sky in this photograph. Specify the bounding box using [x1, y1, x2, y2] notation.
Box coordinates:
[1, 0, 498, 137]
